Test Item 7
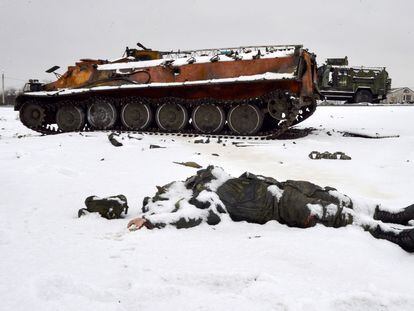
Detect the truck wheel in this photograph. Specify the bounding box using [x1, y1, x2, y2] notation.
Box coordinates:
[354, 90, 373, 103]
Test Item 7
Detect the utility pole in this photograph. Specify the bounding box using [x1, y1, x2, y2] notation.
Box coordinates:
[1, 72, 5, 105]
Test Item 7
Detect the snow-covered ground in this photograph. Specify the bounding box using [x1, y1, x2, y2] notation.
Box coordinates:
[1, 106, 413, 311]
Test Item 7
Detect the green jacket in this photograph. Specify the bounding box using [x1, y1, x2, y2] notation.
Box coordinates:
[141, 166, 353, 229]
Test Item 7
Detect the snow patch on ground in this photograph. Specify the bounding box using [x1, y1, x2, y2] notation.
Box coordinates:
[1, 106, 414, 310]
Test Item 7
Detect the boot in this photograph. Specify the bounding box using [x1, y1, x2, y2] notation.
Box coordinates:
[374, 204, 414, 225]
[370, 225, 414, 252]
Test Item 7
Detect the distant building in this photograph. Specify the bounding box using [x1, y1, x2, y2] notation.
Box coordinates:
[386, 87, 414, 104]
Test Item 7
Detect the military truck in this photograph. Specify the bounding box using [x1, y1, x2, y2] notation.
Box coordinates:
[318, 57, 391, 103]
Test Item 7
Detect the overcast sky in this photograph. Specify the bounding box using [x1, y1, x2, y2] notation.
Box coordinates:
[0, 0, 413, 89]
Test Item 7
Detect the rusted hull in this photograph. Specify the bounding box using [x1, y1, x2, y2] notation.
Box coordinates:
[134, 57, 298, 83]
[16, 79, 303, 109]
[15, 45, 319, 137]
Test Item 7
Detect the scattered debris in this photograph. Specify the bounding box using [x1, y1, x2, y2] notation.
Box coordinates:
[342, 131, 400, 139]
[234, 144, 255, 148]
[108, 133, 123, 147]
[212, 153, 219, 157]
[309, 151, 352, 160]
[100, 158, 105, 161]
[277, 128, 315, 140]
[149, 144, 166, 149]
[194, 139, 205, 144]
[232, 141, 270, 148]
[13, 133, 31, 139]
[173, 161, 203, 169]
[127, 134, 143, 141]
[248, 235, 262, 239]
[79, 132, 92, 137]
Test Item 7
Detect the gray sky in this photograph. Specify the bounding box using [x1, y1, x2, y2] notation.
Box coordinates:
[1, 0, 413, 89]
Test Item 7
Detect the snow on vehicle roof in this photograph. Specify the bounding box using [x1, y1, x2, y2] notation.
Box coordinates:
[176, 44, 300, 54]
[330, 65, 386, 72]
[24, 72, 296, 97]
[98, 46, 298, 71]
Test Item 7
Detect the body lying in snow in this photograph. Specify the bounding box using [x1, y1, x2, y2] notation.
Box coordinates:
[134, 166, 355, 230]
[85, 166, 414, 252]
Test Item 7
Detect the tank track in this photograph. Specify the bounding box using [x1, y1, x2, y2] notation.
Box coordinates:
[19, 91, 317, 140]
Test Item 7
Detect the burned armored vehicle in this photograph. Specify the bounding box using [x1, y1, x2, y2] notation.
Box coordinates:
[16, 44, 320, 138]
[318, 57, 391, 104]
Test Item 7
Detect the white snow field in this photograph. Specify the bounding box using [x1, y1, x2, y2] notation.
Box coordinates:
[1, 105, 414, 311]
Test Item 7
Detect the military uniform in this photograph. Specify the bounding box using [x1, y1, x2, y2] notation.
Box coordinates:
[139, 166, 354, 230]
[136, 166, 414, 252]
[86, 166, 414, 252]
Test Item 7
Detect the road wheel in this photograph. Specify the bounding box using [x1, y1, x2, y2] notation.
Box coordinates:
[19, 102, 45, 128]
[354, 89, 373, 103]
[267, 93, 291, 121]
[156, 102, 188, 131]
[56, 105, 85, 132]
[87, 99, 117, 130]
[227, 104, 263, 135]
[121, 101, 152, 130]
[192, 104, 225, 134]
